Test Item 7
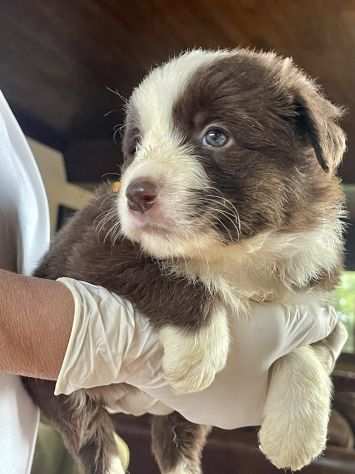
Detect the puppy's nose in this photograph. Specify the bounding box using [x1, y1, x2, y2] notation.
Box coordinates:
[126, 179, 158, 213]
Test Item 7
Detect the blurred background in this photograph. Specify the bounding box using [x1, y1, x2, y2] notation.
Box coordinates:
[1, 1, 355, 473]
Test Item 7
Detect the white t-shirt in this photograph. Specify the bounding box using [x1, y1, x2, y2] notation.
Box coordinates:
[0, 92, 50, 474]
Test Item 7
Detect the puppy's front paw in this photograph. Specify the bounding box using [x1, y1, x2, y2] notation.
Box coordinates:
[160, 328, 225, 393]
[160, 307, 229, 394]
[258, 347, 331, 471]
[259, 401, 328, 471]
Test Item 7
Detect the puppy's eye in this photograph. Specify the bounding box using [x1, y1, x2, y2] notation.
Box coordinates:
[202, 127, 229, 148]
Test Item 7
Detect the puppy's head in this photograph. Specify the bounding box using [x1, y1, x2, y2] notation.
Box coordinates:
[118, 49, 346, 260]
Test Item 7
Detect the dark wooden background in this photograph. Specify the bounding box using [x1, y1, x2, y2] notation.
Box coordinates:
[1, 0, 355, 186]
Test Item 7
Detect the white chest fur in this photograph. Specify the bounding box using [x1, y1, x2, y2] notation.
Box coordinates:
[177, 225, 343, 313]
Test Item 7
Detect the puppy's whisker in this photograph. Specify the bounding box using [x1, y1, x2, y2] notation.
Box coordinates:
[207, 199, 241, 238]
[204, 207, 234, 242]
[95, 206, 121, 244]
[203, 191, 241, 229]
[200, 196, 241, 239]
[113, 123, 127, 132]
[105, 86, 129, 105]
[104, 108, 121, 118]
[104, 220, 120, 244]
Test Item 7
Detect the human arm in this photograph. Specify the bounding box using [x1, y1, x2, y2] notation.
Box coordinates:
[0, 269, 348, 429]
[0, 270, 74, 379]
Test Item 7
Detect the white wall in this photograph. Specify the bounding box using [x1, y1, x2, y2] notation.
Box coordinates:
[27, 138, 93, 235]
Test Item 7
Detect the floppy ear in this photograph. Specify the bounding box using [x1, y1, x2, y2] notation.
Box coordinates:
[255, 51, 346, 172]
[293, 87, 346, 173]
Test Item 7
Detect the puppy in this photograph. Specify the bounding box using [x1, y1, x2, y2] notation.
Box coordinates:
[23, 49, 346, 473]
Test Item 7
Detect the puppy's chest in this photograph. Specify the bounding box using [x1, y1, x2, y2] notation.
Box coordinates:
[197, 270, 328, 319]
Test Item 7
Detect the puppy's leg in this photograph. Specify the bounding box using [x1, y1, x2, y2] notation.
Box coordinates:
[258, 346, 332, 471]
[23, 379, 124, 474]
[159, 302, 229, 394]
[74, 396, 125, 474]
[259, 322, 348, 470]
[152, 412, 210, 474]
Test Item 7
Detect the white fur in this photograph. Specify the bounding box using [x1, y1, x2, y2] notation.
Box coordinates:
[108, 455, 125, 474]
[178, 219, 343, 308]
[259, 346, 332, 471]
[160, 303, 230, 394]
[166, 462, 201, 474]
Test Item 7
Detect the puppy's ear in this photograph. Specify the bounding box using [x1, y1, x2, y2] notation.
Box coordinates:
[293, 86, 346, 173]
[258, 52, 345, 172]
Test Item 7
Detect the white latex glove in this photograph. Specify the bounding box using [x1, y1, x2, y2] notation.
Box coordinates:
[55, 277, 347, 430]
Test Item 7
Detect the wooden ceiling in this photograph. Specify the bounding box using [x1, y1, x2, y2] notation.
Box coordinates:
[1, 0, 355, 184]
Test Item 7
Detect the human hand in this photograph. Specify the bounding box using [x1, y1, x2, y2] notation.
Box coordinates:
[55, 278, 347, 429]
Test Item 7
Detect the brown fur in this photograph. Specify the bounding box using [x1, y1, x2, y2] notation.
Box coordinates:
[152, 413, 210, 473]
[171, 53, 345, 243]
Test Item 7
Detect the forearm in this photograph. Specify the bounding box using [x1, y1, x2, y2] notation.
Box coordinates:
[0, 270, 74, 379]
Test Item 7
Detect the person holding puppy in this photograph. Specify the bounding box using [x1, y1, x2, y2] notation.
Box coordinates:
[0, 91, 347, 474]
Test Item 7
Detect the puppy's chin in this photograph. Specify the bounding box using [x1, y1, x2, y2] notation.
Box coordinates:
[141, 231, 221, 259]
[120, 213, 220, 260]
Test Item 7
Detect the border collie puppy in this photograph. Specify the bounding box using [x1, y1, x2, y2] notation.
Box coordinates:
[23, 49, 346, 473]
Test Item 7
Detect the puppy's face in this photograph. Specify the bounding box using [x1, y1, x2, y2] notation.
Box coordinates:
[118, 50, 345, 260]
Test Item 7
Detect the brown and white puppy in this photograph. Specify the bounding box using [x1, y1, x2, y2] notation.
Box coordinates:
[23, 49, 346, 474]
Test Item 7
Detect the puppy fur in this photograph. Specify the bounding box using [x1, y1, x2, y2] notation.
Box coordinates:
[23, 48, 346, 473]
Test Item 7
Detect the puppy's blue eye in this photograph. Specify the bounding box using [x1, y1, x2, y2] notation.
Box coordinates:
[202, 128, 229, 148]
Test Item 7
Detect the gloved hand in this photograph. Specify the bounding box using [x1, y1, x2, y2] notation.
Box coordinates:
[55, 277, 347, 430]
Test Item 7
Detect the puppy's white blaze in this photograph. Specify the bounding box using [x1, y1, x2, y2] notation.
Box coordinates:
[120, 50, 235, 258]
[131, 49, 229, 136]
[119, 50, 230, 257]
